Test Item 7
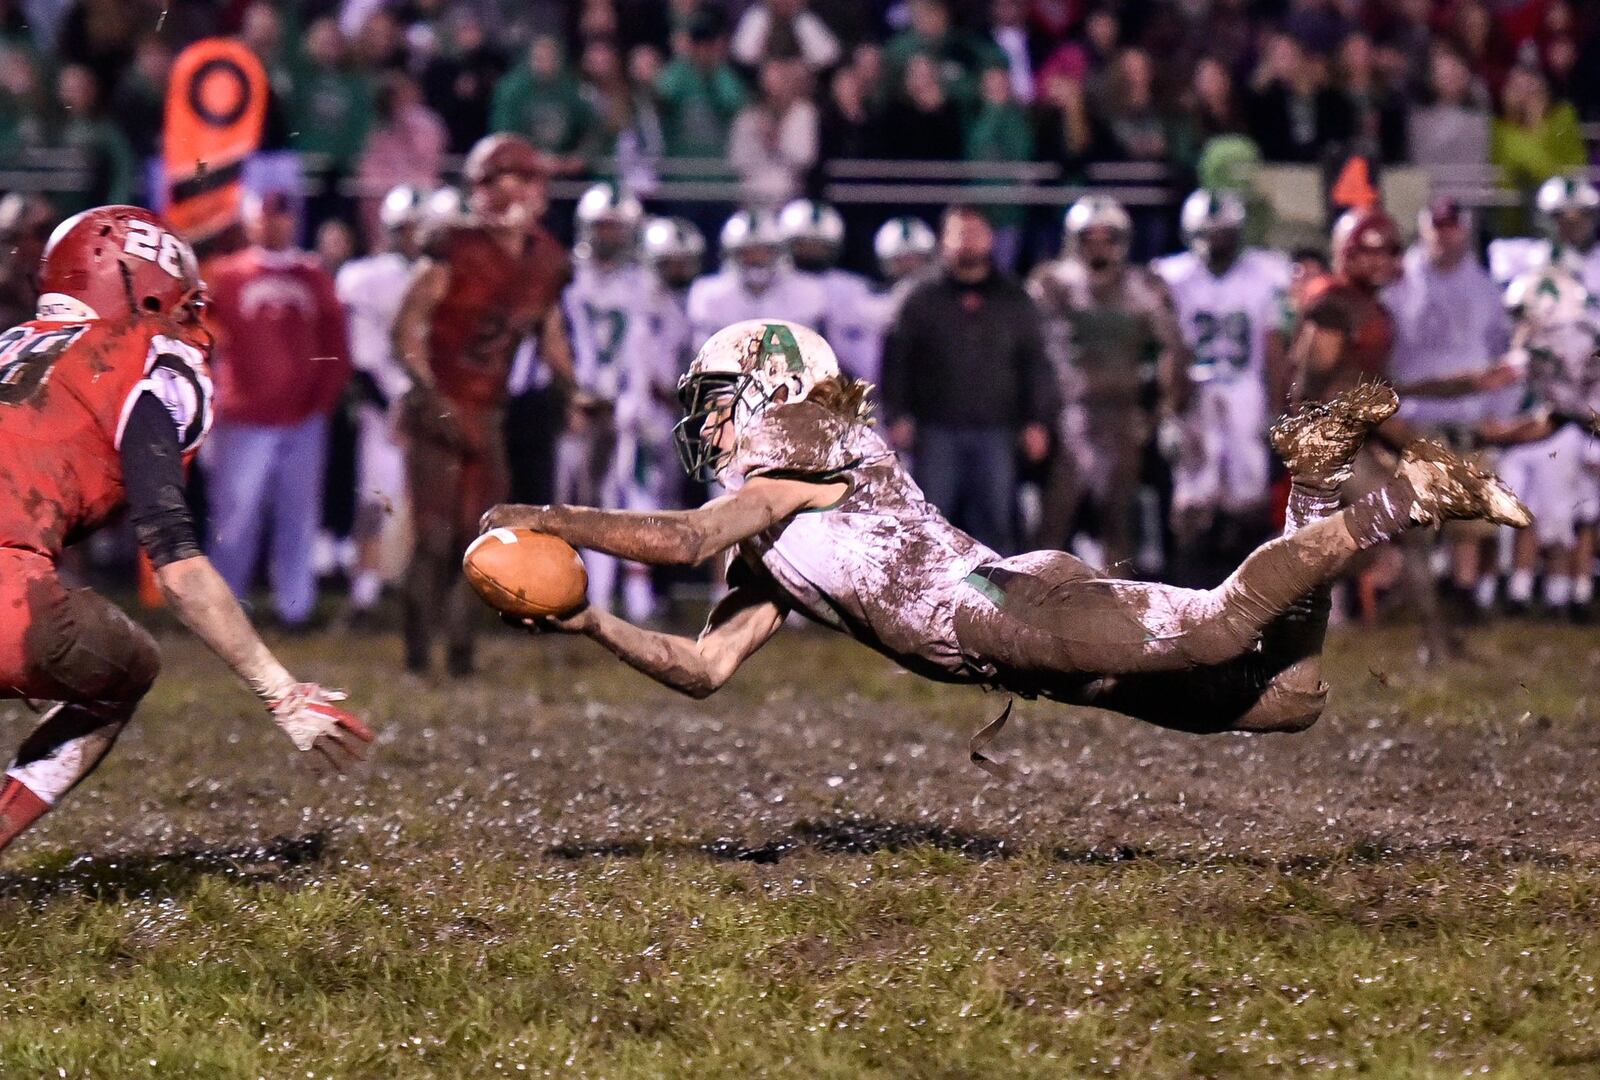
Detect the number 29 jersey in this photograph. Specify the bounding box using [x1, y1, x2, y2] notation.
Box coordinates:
[1151, 249, 1290, 384]
[0, 314, 212, 558]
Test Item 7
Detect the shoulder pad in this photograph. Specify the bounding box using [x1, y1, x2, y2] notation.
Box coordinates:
[729, 400, 861, 480]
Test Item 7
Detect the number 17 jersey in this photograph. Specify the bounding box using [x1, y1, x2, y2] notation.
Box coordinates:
[0, 315, 212, 557]
[1152, 249, 1290, 384]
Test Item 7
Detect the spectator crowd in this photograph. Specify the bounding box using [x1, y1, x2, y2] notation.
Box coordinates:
[0, 0, 1597, 661]
[1, 0, 1596, 233]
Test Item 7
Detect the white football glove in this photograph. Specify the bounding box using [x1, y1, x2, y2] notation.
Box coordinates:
[268, 683, 374, 769]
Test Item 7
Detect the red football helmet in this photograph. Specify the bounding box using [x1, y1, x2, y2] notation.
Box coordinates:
[1331, 206, 1402, 290]
[463, 133, 550, 227]
[463, 133, 547, 188]
[36, 205, 205, 323]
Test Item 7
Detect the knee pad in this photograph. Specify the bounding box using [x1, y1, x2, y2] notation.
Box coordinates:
[35, 600, 160, 706]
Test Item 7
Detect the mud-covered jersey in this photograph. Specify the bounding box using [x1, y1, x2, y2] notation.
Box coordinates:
[336, 251, 413, 404]
[723, 400, 997, 679]
[424, 220, 570, 411]
[0, 315, 212, 556]
[564, 260, 654, 403]
[1513, 315, 1600, 422]
[686, 268, 827, 353]
[798, 268, 893, 384]
[1489, 238, 1600, 296]
[1151, 249, 1289, 384]
[1026, 258, 1184, 407]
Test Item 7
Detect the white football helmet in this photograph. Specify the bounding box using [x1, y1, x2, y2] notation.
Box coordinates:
[642, 215, 705, 286]
[720, 209, 785, 292]
[1180, 188, 1246, 256]
[1063, 194, 1131, 258]
[778, 199, 845, 270]
[873, 215, 935, 272]
[379, 185, 427, 232]
[1504, 265, 1591, 329]
[674, 318, 839, 479]
[1536, 174, 1600, 250]
[575, 181, 644, 261]
[425, 185, 465, 220]
[643, 215, 705, 263]
[1535, 175, 1600, 219]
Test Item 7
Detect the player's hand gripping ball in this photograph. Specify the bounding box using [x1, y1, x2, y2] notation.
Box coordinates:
[464, 528, 589, 618]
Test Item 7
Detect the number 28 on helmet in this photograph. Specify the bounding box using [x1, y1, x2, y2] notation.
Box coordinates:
[36, 205, 205, 324]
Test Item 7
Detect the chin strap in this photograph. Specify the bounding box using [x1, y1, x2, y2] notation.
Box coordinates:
[968, 697, 1015, 783]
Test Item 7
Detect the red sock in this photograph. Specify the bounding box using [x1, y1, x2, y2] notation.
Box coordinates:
[0, 776, 49, 853]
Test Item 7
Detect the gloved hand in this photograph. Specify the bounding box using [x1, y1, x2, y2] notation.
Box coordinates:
[269, 683, 375, 770]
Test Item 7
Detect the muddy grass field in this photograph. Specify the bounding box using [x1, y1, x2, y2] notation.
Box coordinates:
[2, 617, 1599, 1077]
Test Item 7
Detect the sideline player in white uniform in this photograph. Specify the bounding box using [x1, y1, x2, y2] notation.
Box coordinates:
[335, 184, 427, 618]
[483, 320, 1528, 757]
[560, 181, 655, 615]
[1488, 175, 1600, 294]
[1480, 266, 1600, 618]
[873, 215, 937, 314]
[1153, 189, 1290, 559]
[687, 209, 825, 352]
[607, 216, 708, 619]
[778, 199, 890, 384]
[1027, 195, 1189, 573]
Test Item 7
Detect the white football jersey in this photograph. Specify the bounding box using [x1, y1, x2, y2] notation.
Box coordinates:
[1152, 248, 1289, 384]
[335, 252, 413, 403]
[724, 400, 998, 679]
[686, 267, 827, 352]
[564, 260, 655, 403]
[1514, 314, 1600, 421]
[618, 280, 693, 444]
[798, 267, 893, 384]
[1489, 237, 1600, 296]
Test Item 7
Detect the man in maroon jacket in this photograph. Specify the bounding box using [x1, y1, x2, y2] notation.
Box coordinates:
[205, 191, 352, 629]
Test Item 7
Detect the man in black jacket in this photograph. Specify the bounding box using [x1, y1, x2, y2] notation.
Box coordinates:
[881, 205, 1057, 555]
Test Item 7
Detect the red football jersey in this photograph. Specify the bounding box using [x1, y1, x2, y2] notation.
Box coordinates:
[1298, 274, 1395, 401]
[0, 316, 213, 557]
[425, 221, 570, 411]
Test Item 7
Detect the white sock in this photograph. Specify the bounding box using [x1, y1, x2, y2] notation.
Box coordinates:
[1508, 569, 1535, 604]
[1474, 576, 1498, 610]
[1574, 576, 1594, 605]
[1544, 574, 1573, 608]
[350, 571, 382, 609]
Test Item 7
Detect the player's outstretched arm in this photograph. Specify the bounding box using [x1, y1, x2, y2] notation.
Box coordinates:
[531, 581, 787, 698]
[154, 558, 375, 767]
[119, 390, 373, 768]
[481, 475, 847, 566]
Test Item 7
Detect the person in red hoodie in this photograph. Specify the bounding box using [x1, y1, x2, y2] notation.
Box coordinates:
[205, 191, 352, 630]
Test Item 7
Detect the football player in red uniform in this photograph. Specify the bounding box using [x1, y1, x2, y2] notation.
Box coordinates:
[0, 205, 373, 857]
[393, 132, 573, 676]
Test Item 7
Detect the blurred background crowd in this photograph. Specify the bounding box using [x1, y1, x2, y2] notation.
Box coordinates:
[2, 0, 1600, 665]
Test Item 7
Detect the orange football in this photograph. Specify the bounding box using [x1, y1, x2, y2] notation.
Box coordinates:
[463, 528, 588, 618]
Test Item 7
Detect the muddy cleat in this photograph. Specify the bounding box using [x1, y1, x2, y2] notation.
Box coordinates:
[1397, 439, 1532, 528]
[1270, 382, 1400, 485]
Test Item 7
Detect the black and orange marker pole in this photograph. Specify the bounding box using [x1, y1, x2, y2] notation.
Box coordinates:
[164, 39, 267, 258]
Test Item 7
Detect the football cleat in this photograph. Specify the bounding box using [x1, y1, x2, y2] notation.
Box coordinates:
[1270, 382, 1399, 486]
[1396, 439, 1532, 529]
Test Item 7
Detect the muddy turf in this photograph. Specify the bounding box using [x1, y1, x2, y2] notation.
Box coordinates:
[2, 616, 1599, 1078]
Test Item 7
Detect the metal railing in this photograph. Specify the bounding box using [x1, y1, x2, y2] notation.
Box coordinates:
[11, 146, 1600, 217]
